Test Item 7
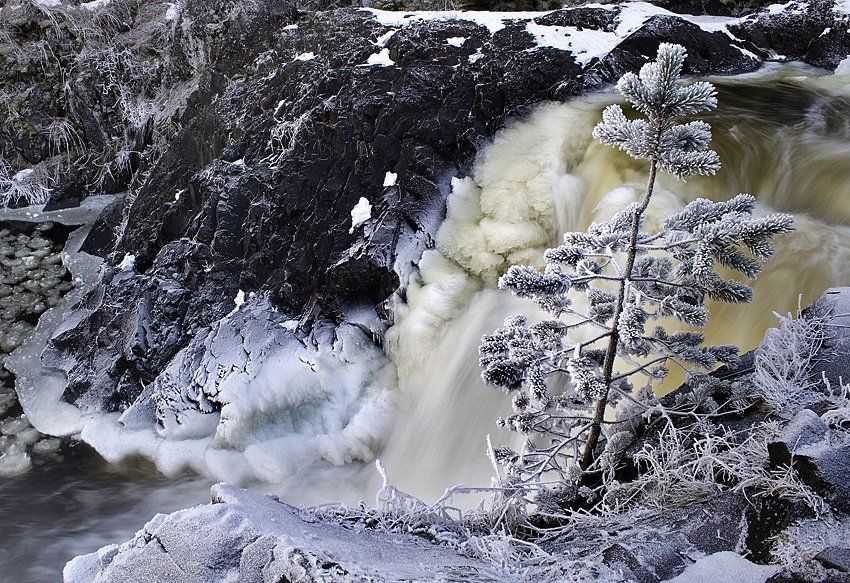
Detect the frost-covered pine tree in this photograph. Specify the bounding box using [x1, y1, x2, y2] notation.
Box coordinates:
[478, 43, 794, 505]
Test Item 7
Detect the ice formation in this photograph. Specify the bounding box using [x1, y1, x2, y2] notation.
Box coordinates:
[77, 294, 396, 483]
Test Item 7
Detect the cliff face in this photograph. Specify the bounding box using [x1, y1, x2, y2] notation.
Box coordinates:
[3, 0, 849, 474]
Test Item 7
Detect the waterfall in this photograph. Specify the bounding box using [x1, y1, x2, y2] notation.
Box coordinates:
[379, 65, 850, 502]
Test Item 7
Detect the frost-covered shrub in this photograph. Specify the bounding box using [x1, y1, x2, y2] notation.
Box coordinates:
[0, 161, 52, 208]
[478, 43, 795, 508]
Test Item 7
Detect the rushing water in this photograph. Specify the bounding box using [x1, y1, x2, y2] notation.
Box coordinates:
[1, 66, 849, 579]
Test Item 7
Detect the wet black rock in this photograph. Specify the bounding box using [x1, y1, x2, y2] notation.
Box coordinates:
[27, 0, 847, 422]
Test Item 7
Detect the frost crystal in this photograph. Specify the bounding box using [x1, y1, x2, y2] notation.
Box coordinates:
[479, 43, 795, 499]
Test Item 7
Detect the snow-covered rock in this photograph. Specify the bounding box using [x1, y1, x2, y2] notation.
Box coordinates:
[64, 483, 494, 583]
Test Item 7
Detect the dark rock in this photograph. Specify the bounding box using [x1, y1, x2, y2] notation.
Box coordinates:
[545, 492, 751, 581]
[767, 408, 832, 468]
[765, 408, 850, 512]
[816, 547, 850, 573]
[802, 287, 850, 389]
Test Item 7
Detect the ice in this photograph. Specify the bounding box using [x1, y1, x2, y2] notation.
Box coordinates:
[84, 296, 397, 483]
[3, 195, 116, 437]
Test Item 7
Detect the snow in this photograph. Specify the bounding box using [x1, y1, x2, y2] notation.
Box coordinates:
[362, 3, 760, 67]
[117, 253, 135, 271]
[283, 24, 298, 30]
[80, 0, 111, 10]
[33, 0, 61, 7]
[232, 290, 246, 312]
[468, 49, 484, 64]
[295, 52, 316, 61]
[668, 552, 780, 583]
[66, 484, 490, 582]
[383, 171, 397, 187]
[361, 7, 554, 35]
[12, 168, 33, 182]
[174, 188, 185, 201]
[836, 0, 850, 16]
[362, 48, 394, 67]
[525, 23, 617, 66]
[375, 30, 396, 46]
[836, 55, 850, 74]
[350, 197, 372, 234]
[767, 1, 810, 14]
[164, 3, 180, 21]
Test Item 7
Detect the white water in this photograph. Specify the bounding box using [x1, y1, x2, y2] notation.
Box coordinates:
[380, 65, 850, 501]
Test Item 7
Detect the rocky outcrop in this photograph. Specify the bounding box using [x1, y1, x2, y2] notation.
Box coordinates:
[11, 0, 845, 464]
[64, 482, 497, 582]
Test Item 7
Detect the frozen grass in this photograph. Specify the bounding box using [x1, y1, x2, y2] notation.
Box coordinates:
[753, 303, 830, 415]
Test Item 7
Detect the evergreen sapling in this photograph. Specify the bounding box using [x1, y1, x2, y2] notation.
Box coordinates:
[478, 43, 795, 506]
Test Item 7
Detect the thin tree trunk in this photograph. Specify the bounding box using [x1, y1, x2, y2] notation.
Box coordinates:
[579, 158, 658, 472]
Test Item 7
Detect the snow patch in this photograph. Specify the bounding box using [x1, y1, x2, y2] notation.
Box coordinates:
[767, 1, 810, 15]
[383, 171, 397, 187]
[33, 0, 61, 7]
[362, 48, 394, 67]
[230, 290, 246, 315]
[295, 52, 316, 61]
[668, 552, 780, 583]
[164, 3, 180, 21]
[526, 23, 617, 66]
[835, 0, 850, 17]
[360, 7, 554, 35]
[80, 0, 111, 10]
[446, 36, 466, 47]
[349, 197, 372, 233]
[117, 254, 135, 271]
[375, 30, 396, 46]
[12, 169, 34, 182]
